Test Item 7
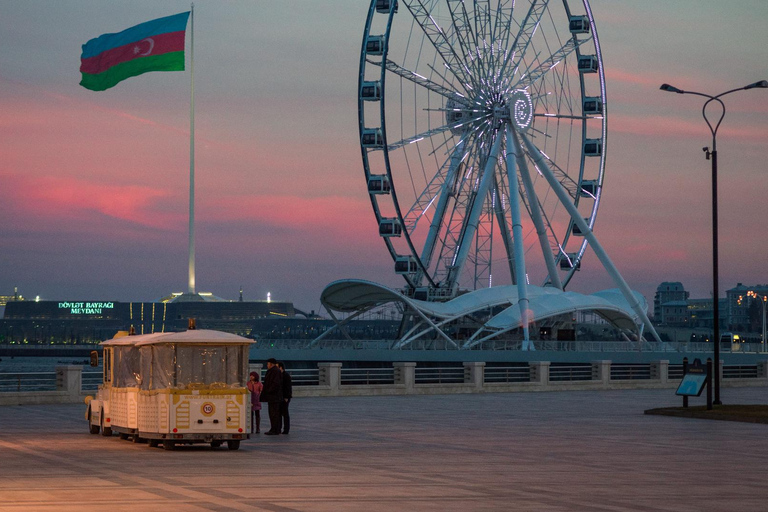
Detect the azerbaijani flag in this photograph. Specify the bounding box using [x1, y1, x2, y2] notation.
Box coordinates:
[80, 11, 190, 91]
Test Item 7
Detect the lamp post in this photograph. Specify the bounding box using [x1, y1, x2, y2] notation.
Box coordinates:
[660, 80, 768, 405]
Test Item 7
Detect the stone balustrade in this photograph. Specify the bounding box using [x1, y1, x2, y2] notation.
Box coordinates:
[1, 359, 766, 405]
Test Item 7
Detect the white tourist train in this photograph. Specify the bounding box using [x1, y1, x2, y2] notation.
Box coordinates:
[85, 323, 254, 450]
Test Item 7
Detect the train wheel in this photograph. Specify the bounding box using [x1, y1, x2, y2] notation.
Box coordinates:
[148, 439, 159, 448]
[89, 423, 100, 435]
[227, 440, 240, 451]
[162, 441, 176, 451]
[211, 441, 222, 449]
[119, 433, 129, 440]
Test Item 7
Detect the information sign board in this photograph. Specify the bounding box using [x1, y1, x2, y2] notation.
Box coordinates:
[675, 358, 708, 397]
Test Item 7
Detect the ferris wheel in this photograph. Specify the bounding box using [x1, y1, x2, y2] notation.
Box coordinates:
[359, 0, 607, 302]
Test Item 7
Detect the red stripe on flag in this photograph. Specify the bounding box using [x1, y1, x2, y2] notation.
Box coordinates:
[80, 30, 185, 75]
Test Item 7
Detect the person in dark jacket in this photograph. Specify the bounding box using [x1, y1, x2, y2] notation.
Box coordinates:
[261, 358, 283, 435]
[278, 361, 292, 434]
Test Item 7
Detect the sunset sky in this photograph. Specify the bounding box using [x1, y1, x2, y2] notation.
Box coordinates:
[1, 0, 766, 314]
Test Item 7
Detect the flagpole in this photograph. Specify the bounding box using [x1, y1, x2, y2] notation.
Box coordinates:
[188, 3, 196, 294]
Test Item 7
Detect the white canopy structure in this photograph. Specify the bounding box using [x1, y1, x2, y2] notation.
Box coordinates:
[317, 279, 650, 350]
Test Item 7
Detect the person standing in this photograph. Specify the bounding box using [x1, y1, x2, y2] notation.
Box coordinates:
[261, 358, 283, 435]
[277, 361, 292, 434]
[246, 371, 263, 434]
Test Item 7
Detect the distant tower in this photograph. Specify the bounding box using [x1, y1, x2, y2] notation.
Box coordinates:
[239, 286, 243, 302]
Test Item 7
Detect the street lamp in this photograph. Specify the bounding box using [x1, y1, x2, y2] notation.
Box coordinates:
[660, 79, 768, 405]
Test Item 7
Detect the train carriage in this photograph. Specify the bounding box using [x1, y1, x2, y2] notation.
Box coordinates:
[85, 325, 254, 450]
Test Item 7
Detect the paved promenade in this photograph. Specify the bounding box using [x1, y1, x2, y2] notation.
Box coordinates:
[1, 388, 767, 511]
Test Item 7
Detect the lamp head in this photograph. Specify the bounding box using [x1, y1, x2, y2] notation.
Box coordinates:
[744, 80, 768, 90]
[660, 83, 684, 94]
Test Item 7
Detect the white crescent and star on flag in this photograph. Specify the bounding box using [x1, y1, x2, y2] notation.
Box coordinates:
[133, 38, 155, 56]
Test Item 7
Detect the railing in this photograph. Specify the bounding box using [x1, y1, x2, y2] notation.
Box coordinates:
[2, 361, 767, 404]
[82, 371, 103, 391]
[549, 364, 592, 381]
[610, 364, 652, 381]
[340, 368, 394, 385]
[0, 372, 58, 392]
[289, 368, 320, 386]
[724, 365, 759, 379]
[5, 340, 768, 353]
[668, 365, 684, 380]
[484, 365, 530, 383]
[415, 367, 465, 384]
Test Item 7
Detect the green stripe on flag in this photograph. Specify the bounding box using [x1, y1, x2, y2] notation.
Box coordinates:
[80, 52, 185, 91]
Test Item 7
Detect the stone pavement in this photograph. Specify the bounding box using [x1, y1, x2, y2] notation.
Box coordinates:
[0, 388, 767, 511]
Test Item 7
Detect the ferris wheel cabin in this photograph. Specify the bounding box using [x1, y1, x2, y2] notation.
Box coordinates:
[583, 97, 603, 115]
[362, 128, 384, 148]
[365, 35, 385, 56]
[361, 81, 382, 101]
[569, 15, 590, 34]
[395, 255, 418, 274]
[578, 55, 599, 73]
[368, 174, 391, 194]
[375, 0, 398, 13]
[379, 218, 402, 237]
[584, 138, 602, 156]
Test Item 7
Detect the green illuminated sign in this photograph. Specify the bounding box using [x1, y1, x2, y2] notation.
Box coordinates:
[58, 302, 114, 315]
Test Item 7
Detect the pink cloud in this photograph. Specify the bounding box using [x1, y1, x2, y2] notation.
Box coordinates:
[609, 113, 768, 141]
[1, 173, 179, 229]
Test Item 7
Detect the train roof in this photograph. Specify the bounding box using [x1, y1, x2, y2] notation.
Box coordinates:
[101, 329, 255, 347]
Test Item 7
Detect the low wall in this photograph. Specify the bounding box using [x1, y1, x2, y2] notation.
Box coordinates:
[2, 360, 766, 406]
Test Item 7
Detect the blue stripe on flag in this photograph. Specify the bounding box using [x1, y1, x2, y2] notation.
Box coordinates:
[81, 11, 190, 60]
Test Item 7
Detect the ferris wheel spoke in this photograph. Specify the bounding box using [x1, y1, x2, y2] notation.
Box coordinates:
[496, 0, 548, 95]
[515, 37, 588, 91]
[370, 58, 469, 105]
[388, 110, 489, 152]
[446, 0, 480, 79]
[525, 138, 581, 201]
[534, 113, 596, 120]
[401, 0, 478, 92]
[415, 137, 469, 278]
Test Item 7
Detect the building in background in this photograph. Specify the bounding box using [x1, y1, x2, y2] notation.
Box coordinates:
[653, 282, 689, 322]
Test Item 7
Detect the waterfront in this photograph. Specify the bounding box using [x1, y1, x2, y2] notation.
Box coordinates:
[1, 388, 767, 511]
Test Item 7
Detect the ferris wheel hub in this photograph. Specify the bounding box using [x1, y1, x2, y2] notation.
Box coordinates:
[508, 89, 534, 132]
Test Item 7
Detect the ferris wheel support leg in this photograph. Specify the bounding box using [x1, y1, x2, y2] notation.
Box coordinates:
[510, 131, 563, 290]
[517, 131, 662, 343]
[420, 139, 467, 277]
[492, 178, 517, 285]
[445, 132, 503, 289]
[504, 125, 531, 348]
